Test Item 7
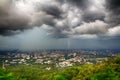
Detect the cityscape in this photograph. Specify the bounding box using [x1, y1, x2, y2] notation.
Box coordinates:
[0, 49, 120, 69]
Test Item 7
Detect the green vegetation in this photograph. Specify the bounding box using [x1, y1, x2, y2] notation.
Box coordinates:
[0, 69, 15, 80]
[1, 56, 120, 80]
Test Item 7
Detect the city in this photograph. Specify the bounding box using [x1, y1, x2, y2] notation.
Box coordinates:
[0, 49, 120, 69]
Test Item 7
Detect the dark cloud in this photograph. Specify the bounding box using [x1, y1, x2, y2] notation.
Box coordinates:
[42, 5, 63, 19]
[0, 0, 120, 38]
[82, 0, 106, 22]
[1, 0, 120, 50]
[0, 30, 20, 36]
[0, 0, 31, 35]
[82, 11, 105, 22]
[105, 0, 120, 26]
[68, 0, 88, 7]
[0, 15, 31, 35]
[0, 15, 30, 29]
[106, 0, 120, 10]
[0, 0, 63, 36]
[57, 0, 89, 9]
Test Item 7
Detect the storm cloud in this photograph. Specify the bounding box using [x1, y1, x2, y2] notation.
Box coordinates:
[0, 0, 120, 50]
[105, 0, 120, 26]
[0, 0, 120, 38]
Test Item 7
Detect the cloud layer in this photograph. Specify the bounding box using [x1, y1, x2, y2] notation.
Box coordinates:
[0, 0, 120, 38]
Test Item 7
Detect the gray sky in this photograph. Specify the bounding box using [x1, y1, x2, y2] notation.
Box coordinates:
[0, 0, 120, 50]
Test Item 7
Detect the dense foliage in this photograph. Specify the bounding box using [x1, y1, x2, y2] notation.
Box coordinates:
[0, 69, 15, 80]
[1, 56, 120, 80]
